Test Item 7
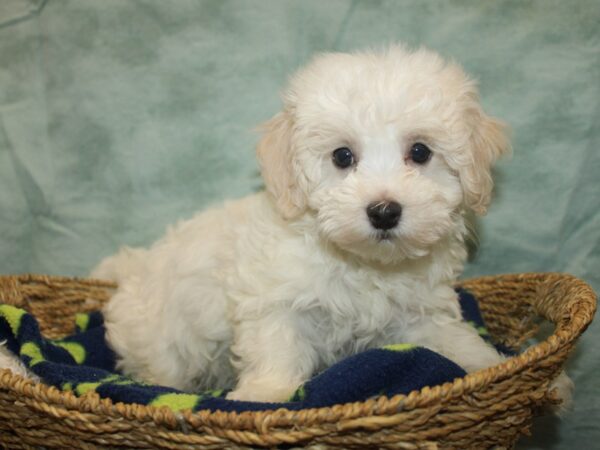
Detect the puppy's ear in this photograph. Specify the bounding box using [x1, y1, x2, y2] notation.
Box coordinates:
[460, 107, 511, 215]
[257, 111, 306, 219]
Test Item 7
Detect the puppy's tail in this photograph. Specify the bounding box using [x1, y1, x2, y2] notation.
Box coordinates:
[90, 246, 148, 283]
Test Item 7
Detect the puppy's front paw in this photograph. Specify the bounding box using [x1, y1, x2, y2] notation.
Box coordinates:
[548, 370, 574, 416]
[226, 378, 299, 402]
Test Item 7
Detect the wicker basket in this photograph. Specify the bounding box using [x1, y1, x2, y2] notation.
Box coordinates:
[0, 273, 596, 449]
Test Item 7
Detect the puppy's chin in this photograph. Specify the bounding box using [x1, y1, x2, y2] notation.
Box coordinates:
[320, 227, 434, 265]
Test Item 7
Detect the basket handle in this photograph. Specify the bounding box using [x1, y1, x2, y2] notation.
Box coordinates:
[532, 273, 596, 343]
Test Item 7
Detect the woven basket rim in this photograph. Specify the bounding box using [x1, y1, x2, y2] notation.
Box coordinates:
[0, 272, 596, 433]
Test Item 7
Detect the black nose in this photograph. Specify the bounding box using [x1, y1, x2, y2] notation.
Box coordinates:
[366, 201, 402, 230]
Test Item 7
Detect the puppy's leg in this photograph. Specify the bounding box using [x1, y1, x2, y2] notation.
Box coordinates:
[402, 318, 505, 373]
[548, 370, 574, 415]
[227, 313, 318, 402]
[403, 318, 573, 414]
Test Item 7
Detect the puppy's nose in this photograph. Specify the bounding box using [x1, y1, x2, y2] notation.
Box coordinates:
[366, 201, 402, 230]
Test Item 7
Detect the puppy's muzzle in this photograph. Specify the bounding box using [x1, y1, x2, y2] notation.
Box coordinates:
[366, 201, 402, 230]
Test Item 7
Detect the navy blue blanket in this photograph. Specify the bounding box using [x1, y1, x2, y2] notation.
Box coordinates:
[0, 289, 505, 412]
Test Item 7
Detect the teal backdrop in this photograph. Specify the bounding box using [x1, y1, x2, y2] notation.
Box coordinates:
[1, 1, 598, 448]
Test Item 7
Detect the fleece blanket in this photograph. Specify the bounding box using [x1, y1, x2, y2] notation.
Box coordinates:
[0, 289, 503, 413]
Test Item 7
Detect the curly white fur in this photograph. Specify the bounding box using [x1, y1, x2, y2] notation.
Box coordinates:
[93, 45, 513, 402]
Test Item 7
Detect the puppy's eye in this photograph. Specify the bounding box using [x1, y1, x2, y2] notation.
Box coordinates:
[409, 143, 432, 164]
[332, 147, 355, 169]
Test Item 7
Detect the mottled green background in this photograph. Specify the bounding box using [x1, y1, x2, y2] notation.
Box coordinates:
[0, 1, 598, 447]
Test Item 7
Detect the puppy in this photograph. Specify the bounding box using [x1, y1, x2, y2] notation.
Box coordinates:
[89, 45, 519, 402]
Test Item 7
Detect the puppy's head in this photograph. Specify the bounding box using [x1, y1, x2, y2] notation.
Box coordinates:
[257, 45, 509, 263]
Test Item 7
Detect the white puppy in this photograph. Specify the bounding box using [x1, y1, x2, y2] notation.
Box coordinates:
[91, 45, 515, 402]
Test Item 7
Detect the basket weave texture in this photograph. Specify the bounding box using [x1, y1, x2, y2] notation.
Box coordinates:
[0, 272, 596, 449]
